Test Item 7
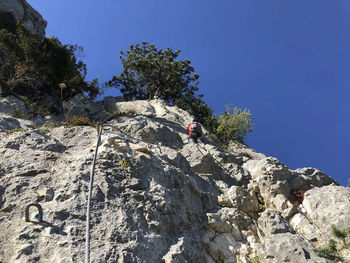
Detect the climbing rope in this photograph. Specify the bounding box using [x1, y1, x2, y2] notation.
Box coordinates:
[85, 122, 103, 263]
[83, 114, 191, 262]
[85, 121, 135, 263]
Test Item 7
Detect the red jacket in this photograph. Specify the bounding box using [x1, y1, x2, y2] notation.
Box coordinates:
[187, 122, 202, 135]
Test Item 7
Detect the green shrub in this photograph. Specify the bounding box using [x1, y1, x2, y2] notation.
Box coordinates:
[37, 122, 61, 134]
[0, 22, 100, 109]
[113, 109, 137, 116]
[248, 257, 261, 263]
[107, 42, 199, 104]
[314, 225, 350, 262]
[107, 42, 218, 131]
[31, 102, 51, 116]
[37, 116, 95, 134]
[6, 127, 27, 134]
[65, 115, 95, 127]
[216, 104, 253, 143]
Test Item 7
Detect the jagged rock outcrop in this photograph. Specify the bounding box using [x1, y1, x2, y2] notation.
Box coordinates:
[0, 95, 349, 263]
[0, 0, 47, 37]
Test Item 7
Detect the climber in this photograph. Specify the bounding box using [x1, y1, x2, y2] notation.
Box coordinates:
[187, 118, 206, 145]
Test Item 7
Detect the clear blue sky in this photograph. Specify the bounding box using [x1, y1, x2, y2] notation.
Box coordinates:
[27, 0, 349, 186]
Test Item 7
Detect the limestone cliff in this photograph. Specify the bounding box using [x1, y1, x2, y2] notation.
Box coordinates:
[0, 0, 47, 37]
[0, 94, 349, 263]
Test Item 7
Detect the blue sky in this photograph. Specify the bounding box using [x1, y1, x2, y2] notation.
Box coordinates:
[27, 0, 349, 186]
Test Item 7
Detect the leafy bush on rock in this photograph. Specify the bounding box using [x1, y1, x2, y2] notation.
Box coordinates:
[216, 104, 253, 143]
[0, 21, 100, 112]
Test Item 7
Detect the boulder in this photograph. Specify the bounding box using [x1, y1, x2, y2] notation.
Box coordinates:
[207, 233, 238, 263]
[257, 233, 327, 263]
[291, 167, 339, 189]
[0, 96, 29, 117]
[257, 209, 293, 238]
[161, 236, 206, 263]
[64, 93, 108, 121]
[218, 185, 258, 213]
[302, 185, 350, 240]
[228, 140, 266, 161]
[289, 213, 324, 244]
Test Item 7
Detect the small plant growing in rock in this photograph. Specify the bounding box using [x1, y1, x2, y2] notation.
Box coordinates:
[36, 116, 95, 134]
[13, 109, 23, 118]
[65, 115, 95, 127]
[313, 225, 350, 262]
[31, 102, 51, 116]
[37, 122, 63, 134]
[6, 127, 28, 134]
[111, 109, 138, 117]
[248, 256, 261, 263]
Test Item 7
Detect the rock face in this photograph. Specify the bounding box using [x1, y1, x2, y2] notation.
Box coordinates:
[0, 95, 349, 263]
[0, 0, 47, 37]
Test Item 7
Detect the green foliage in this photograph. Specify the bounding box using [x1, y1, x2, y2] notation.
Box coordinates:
[108, 42, 219, 132]
[108, 42, 199, 104]
[31, 102, 51, 116]
[0, 21, 100, 107]
[111, 109, 137, 117]
[65, 115, 96, 127]
[248, 257, 261, 263]
[37, 122, 62, 134]
[216, 104, 253, 143]
[6, 127, 28, 134]
[314, 239, 338, 260]
[332, 225, 348, 247]
[36, 116, 95, 134]
[314, 225, 350, 262]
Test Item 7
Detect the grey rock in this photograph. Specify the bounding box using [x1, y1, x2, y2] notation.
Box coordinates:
[64, 93, 108, 121]
[257, 209, 293, 238]
[257, 233, 327, 263]
[0, 0, 47, 37]
[207, 233, 238, 263]
[291, 167, 339, 189]
[182, 144, 222, 179]
[0, 96, 29, 117]
[302, 185, 350, 240]
[0, 98, 346, 263]
[0, 116, 22, 131]
[161, 236, 207, 263]
[218, 185, 258, 213]
[202, 192, 218, 211]
[207, 207, 252, 233]
[228, 140, 266, 161]
[289, 213, 323, 243]
[101, 96, 125, 112]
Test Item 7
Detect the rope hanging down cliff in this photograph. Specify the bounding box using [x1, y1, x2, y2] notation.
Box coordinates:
[85, 120, 136, 263]
[85, 122, 103, 263]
